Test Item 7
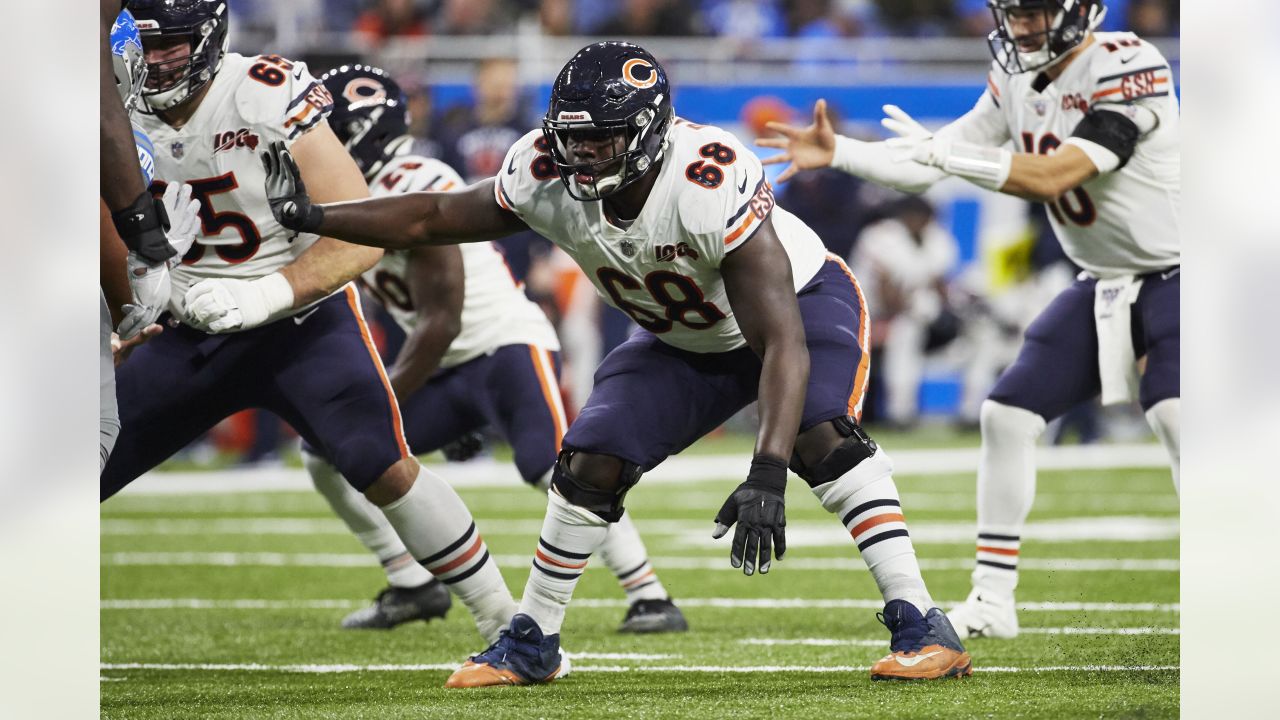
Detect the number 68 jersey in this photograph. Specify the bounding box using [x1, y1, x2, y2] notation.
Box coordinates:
[133, 52, 335, 303]
[495, 120, 828, 354]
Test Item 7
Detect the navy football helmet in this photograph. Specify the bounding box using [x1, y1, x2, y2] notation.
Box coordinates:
[128, 0, 230, 112]
[542, 41, 673, 201]
[321, 65, 412, 180]
[987, 0, 1106, 74]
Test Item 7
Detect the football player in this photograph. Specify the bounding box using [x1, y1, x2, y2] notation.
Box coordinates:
[102, 0, 525, 650]
[759, 0, 1180, 639]
[265, 42, 972, 684]
[306, 64, 687, 634]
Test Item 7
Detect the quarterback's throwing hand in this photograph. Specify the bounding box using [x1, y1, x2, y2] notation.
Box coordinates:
[263, 140, 323, 233]
[712, 455, 789, 576]
[755, 98, 837, 184]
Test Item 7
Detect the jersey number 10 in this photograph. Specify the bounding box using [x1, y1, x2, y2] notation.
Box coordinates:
[1021, 132, 1098, 227]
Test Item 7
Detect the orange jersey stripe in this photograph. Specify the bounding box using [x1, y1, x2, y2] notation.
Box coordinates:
[431, 536, 484, 574]
[724, 212, 757, 246]
[530, 346, 566, 451]
[536, 549, 588, 570]
[438, 181, 457, 191]
[849, 512, 905, 539]
[494, 179, 513, 211]
[826, 254, 871, 420]
[344, 286, 411, 459]
[986, 75, 1000, 98]
[1091, 77, 1168, 100]
[977, 545, 1020, 556]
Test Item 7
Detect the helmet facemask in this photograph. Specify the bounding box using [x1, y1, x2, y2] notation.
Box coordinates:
[543, 101, 670, 201]
[136, 16, 228, 113]
[986, 0, 1106, 74]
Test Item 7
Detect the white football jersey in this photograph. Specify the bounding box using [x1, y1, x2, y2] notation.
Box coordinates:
[942, 32, 1180, 278]
[495, 120, 828, 354]
[364, 154, 559, 368]
[133, 52, 335, 304]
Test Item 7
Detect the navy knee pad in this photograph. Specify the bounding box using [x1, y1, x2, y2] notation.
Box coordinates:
[789, 416, 878, 488]
[549, 448, 642, 522]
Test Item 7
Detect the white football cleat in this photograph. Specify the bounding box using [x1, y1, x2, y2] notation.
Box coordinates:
[947, 587, 1019, 639]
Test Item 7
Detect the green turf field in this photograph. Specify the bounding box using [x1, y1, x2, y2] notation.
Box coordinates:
[101, 441, 1178, 719]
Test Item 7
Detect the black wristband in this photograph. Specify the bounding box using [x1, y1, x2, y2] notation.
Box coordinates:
[746, 455, 788, 491]
[293, 201, 325, 234]
[110, 190, 176, 264]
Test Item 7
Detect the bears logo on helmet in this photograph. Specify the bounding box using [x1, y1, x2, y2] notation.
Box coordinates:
[320, 64, 411, 180]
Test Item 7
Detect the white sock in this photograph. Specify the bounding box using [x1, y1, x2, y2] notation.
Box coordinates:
[518, 490, 610, 635]
[378, 465, 516, 643]
[973, 400, 1046, 597]
[1145, 398, 1180, 495]
[812, 447, 933, 613]
[599, 511, 669, 603]
[304, 450, 433, 588]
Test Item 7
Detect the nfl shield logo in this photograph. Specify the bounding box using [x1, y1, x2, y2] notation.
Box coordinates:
[620, 240, 637, 258]
[171, 141, 185, 159]
[1033, 99, 1047, 116]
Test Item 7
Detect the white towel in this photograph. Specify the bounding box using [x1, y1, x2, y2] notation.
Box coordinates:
[1093, 275, 1145, 406]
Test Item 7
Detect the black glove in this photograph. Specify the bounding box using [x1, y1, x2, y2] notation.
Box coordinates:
[712, 455, 788, 576]
[262, 140, 324, 233]
[110, 190, 177, 265]
[441, 432, 485, 462]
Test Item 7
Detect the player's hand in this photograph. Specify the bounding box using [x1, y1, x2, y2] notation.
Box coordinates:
[184, 273, 294, 334]
[263, 140, 324, 233]
[712, 455, 788, 576]
[118, 252, 173, 340]
[441, 432, 485, 462]
[881, 104, 948, 166]
[755, 98, 837, 183]
[111, 324, 163, 367]
[160, 181, 202, 264]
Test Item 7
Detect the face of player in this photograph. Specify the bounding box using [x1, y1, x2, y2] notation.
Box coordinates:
[142, 36, 193, 92]
[1003, 7, 1052, 54]
[563, 127, 628, 186]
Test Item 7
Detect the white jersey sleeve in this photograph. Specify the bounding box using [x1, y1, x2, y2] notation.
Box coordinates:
[494, 130, 560, 225]
[937, 65, 1015, 148]
[234, 54, 335, 146]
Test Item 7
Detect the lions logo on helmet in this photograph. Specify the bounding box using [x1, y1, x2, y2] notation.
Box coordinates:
[986, 0, 1107, 74]
[127, 0, 231, 112]
[320, 65, 412, 180]
[542, 42, 674, 201]
[111, 10, 148, 114]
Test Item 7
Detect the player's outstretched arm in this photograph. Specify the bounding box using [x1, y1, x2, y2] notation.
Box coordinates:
[386, 246, 466, 399]
[712, 217, 809, 577]
[756, 98, 946, 193]
[264, 141, 528, 251]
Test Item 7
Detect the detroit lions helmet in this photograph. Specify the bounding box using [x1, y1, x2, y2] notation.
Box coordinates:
[320, 65, 412, 180]
[986, 0, 1106, 74]
[111, 9, 148, 114]
[127, 0, 230, 112]
[542, 41, 674, 201]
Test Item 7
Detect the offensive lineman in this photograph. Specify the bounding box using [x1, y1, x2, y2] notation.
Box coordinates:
[265, 42, 972, 684]
[308, 64, 687, 634]
[102, 0, 527, 651]
[760, 0, 1180, 638]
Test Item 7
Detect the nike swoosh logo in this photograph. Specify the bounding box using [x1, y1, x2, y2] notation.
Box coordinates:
[1120, 52, 1139, 64]
[507, 155, 518, 175]
[293, 307, 320, 325]
[893, 650, 943, 667]
[738, 175, 749, 194]
[1160, 267, 1180, 280]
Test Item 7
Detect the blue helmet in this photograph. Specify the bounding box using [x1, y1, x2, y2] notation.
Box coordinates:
[320, 64, 411, 180]
[542, 41, 674, 201]
[986, 0, 1106, 74]
[127, 0, 230, 112]
[111, 9, 148, 114]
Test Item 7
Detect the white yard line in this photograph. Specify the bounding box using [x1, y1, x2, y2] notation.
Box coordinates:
[100, 551, 1178, 572]
[117, 444, 1170, 495]
[99, 662, 1178, 674]
[740, 627, 1181, 645]
[100, 597, 1180, 612]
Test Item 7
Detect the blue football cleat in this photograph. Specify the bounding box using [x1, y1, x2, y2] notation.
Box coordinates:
[445, 613, 568, 688]
[870, 599, 973, 680]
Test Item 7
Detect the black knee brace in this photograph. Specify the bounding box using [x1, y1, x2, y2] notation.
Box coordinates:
[548, 448, 643, 522]
[789, 416, 879, 488]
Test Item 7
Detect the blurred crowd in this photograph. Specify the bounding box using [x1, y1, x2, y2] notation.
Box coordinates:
[227, 0, 1180, 44]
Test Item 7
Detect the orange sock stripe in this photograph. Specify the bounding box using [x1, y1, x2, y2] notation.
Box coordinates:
[535, 549, 588, 570]
[849, 512, 905, 539]
[429, 536, 484, 574]
[344, 286, 410, 459]
[529, 346, 566, 451]
[826, 254, 871, 421]
[622, 570, 656, 588]
[977, 545, 1019, 556]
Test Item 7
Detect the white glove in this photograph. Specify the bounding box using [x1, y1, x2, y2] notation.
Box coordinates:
[183, 272, 295, 334]
[160, 181, 202, 265]
[881, 104, 1011, 191]
[118, 253, 171, 340]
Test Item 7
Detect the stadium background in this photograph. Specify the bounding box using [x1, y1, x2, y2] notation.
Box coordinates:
[178, 0, 1181, 466]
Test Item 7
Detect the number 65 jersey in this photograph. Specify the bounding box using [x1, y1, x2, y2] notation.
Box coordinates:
[944, 32, 1180, 279]
[495, 120, 828, 354]
[133, 52, 335, 304]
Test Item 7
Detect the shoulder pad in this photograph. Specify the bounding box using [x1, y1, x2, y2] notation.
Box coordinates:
[233, 54, 334, 142]
[1087, 34, 1173, 106]
[494, 129, 558, 217]
[668, 120, 774, 254]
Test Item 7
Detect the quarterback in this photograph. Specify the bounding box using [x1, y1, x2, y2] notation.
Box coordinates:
[761, 0, 1180, 638]
[102, 0, 522, 648]
[266, 42, 972, 684]
[305, 64, 687, 634]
